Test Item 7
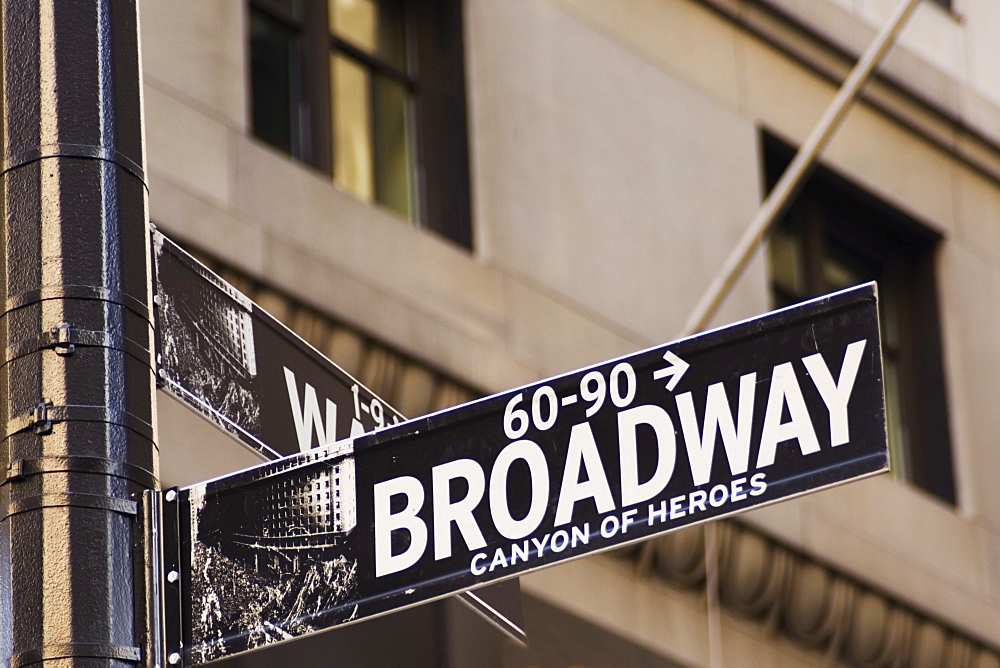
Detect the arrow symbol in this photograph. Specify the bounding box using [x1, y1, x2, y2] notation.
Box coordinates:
[652, 350, 689, 391]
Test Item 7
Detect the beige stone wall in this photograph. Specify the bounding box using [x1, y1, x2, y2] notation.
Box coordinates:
[141, 0, 1000, 660]
[526, 523, 1000, 666]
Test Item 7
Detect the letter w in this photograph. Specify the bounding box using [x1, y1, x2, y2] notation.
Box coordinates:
[677, 373, 756, 486]
[284, 367, 337, 452]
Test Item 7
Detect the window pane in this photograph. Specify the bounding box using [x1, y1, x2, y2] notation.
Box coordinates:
[374, 75, 412, 219]
[332, 54, 374, 202]
[330, 0, 407, 69]
[822, 254, 864, 292]
[376, 0, 407, 70]
[768, 226, 804, 299]
[250, 9, 299, 155]
[331, 0, 377, 52]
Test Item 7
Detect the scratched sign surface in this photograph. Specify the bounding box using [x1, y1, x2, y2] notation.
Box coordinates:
[166, 283, 887, 663]
[151, 230, 402, 460]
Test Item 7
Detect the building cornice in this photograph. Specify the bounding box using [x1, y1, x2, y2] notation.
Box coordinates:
[699, 0, 1000, 185]
[624, 519, 1000, 665]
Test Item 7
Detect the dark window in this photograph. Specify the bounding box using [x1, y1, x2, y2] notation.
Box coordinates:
[249, 0, 473, 248]
[763, 134, 955, 505]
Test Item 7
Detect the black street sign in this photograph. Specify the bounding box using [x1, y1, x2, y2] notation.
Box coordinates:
[152, 230, 404, 459]
[162, 283, 887, 664]
[150, 231, 524, 649]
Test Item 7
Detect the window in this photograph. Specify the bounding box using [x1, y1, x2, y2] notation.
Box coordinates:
[249, 0, 473, 248]
[763, 134, 955, 504]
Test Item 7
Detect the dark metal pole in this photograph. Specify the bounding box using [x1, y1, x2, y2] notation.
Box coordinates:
[0, 1, 156, 666]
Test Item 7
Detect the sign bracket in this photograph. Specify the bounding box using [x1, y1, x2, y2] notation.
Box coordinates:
[156, 489, 185, 666]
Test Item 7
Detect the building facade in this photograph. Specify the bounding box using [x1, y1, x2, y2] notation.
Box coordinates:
[145, 0, 1000, 664]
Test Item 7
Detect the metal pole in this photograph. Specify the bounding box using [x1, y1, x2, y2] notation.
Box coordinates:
[704, 523, 722, 668]
[680, 0, 922, 336]
[0, 1, 157, 666]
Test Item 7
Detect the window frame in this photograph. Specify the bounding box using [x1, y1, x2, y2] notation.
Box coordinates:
[247, 0, 474, 248]
[763, 134, 956, 504]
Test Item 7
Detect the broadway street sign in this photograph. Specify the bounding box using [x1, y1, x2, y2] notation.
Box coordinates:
[162, 283, 887, 664]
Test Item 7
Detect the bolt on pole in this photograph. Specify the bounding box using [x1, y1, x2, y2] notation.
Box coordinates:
[0, 1, 157, 666]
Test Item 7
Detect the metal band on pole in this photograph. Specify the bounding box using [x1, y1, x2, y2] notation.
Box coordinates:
[0, 1, 158, 666]
[680, 0, 923, 337]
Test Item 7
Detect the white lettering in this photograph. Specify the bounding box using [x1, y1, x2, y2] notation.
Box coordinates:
[750, 472, 767, 496]
[677, 373, 756, 485]
[490, 440, 550, 539]
[670, 495, 686, 519]
[618, 405, 677, 507]
[283, 367, 337, 452]
[555, 423, 615, 526]
[551, 530, 570, 552]
[432, 459, 486, 560]
[490, 548, 509, 571]
[472, 523, 592, 575]
[374, 476, 427, 577]
[600, 515, 619, 538]
[688, 489, 707, 513]
[757, 362, 820, 468]
[470, 552, 488, 576]
[803, 340, 866, 447]
[730, 476, 747, 502]
[511, 541, 529, 565]
[649, 500, 667, 525]
[709, 484, 728, 507]
[622, 508, 639, 533]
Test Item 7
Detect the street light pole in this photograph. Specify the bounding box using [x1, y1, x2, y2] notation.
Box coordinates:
[0, 1, 157, 665]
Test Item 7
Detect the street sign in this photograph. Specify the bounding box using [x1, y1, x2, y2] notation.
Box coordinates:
[162, 283, 887, 664]
[152, 230, 405, 459]
[150, 231, 525, 648]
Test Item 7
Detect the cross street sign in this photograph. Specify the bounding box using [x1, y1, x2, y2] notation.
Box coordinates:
[152, 230, 405, 459]
[150, 231, 524, 649]
[160, 283, 887, 664]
